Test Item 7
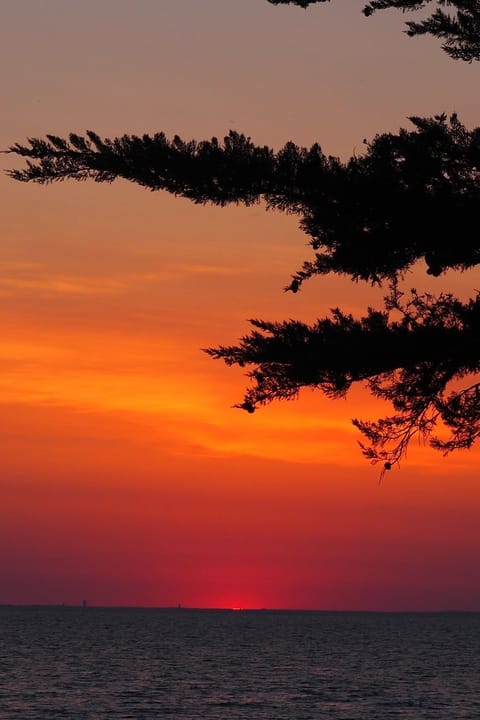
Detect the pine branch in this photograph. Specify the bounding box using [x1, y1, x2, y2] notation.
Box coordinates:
[406, 4, 480, 62]
[266, 1, 480, 61]
[7, 115, 480, 284]
[206, 285, 480, 468]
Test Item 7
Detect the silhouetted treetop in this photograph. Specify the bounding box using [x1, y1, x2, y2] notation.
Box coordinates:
[9, 114, 480, 285]
[266, 0, 480, 61]
[206, 284, 480, 471]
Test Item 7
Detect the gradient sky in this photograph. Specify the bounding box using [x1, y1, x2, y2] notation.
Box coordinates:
[1, 0, 479, 610]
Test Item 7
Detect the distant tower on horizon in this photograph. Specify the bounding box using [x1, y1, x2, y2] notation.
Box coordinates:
[82, 599, 87, 609]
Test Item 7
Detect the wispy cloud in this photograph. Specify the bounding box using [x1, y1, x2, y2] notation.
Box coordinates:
[0, 259, 244, 298]
[0, 276, 126, 296]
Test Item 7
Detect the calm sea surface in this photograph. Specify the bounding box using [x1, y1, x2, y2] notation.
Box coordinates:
[0, 607, 479, 719]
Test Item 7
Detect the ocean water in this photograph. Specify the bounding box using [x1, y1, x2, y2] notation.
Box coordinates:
[0, 607, 479, 719]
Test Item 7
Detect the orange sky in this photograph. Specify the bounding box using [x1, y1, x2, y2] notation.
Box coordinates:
[1, 0, 479, 610]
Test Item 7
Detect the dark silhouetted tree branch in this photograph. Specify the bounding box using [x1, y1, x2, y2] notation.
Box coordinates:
[206, 284, 480, 470]
[7, 3, 480, 468]
[8, 116, 480, 467]
[266, 0, 480, 61]
[8, 114, 480, 286]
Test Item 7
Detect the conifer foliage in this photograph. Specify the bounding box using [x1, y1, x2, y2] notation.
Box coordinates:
[267, 0, 480, 61]
[7, 2, 480, 469]
[206, 284, 480, 473]
[9, 115, 480, 284]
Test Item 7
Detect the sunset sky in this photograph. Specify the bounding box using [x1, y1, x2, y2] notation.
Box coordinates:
[1, 0, 479, 610]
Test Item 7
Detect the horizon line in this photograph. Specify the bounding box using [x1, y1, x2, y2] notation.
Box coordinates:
[1, 603, 478, 613]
